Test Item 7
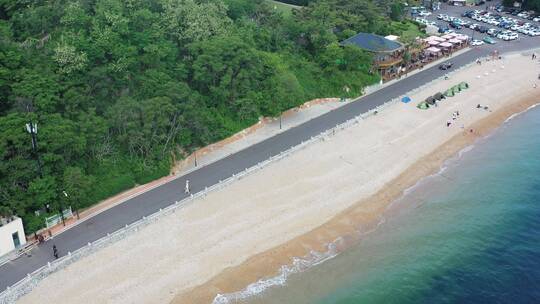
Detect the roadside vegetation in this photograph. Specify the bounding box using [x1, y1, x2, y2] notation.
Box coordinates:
[0, 0, 422, 233]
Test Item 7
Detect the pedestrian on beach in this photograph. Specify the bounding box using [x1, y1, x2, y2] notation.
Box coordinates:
[532, 53, 536, 60]
[185, 180, 190, 194]
[53, 245, 59, 259]
[447, 120, 452, 127]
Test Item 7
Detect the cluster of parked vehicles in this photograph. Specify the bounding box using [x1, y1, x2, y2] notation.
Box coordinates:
[495, 5, 540, 22]
[464, 9, 540, 37]
[435, 6, 539, 46]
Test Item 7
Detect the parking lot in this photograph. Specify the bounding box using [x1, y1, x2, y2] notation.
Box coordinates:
[414, 2, 540, 51]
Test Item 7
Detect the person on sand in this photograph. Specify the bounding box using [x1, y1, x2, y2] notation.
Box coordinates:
[477, 104, 482, 109]
[185, 180, 190, 194]
[447, 120, 452, 127]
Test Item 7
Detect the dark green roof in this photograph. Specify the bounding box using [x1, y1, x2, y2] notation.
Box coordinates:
[341, 33, 402, 53]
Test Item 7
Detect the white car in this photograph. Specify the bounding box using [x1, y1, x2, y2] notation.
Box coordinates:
[471, 39, 484, 46]
[508, 33, 519, 39]
[418, 11, 432, 17]
[487, 28, 498, 35]
[533, 17, 540, 22]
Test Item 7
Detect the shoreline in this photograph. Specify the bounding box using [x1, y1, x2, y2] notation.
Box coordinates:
[173, 94, 540, 304]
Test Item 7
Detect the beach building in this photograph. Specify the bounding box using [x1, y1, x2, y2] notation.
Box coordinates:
[0, 216, 26, 257]
[341, 32, 405, 80]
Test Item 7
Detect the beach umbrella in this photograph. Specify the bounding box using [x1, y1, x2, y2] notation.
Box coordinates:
[444, 89, 455, 97]
[459, 82, 469, 89]
[401, 96, 411, 103]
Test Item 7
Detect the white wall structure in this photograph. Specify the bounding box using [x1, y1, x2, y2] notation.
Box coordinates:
[0, 217, 27, 257]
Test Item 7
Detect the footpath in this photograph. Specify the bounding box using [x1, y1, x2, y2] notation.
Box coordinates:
[18, 46, 472, 258]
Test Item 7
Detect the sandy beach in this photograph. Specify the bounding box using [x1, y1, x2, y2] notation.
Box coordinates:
[17, 53, 540, 304]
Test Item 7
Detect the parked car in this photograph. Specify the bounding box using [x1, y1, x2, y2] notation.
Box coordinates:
[439, 62, 454, 70]
[471, 39, 484, 46]
[477, 26, 488, 33]
[438, 26, 450, 33]
[450, 21, 462, 29]
[488, 28, 501, 36]
[507, 32, 519, 40]
[483, 36, 497, 44]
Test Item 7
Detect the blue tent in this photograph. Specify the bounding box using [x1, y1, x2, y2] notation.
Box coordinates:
[401, 96, 411, 103]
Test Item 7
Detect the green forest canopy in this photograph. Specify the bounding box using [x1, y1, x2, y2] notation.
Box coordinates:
[0, 0, 421, 233]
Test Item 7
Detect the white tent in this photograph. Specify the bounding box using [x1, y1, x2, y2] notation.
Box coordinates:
[426, 47, 441, 53]
[439, 42, 453, 48]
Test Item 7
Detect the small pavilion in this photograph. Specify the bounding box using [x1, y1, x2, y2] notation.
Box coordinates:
[341, 32, 405, 79]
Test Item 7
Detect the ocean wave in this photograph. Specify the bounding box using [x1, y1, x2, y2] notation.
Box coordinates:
[504, 102, 540, 123]
[399, 144, 475, 201]
[212, 239, 343, 304]
[212, 213, 390, 304]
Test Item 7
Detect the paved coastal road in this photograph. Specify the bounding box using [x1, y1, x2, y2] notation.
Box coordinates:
[0, 39, 538, 292]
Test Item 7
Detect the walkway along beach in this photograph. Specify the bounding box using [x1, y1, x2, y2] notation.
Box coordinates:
[17, 53, 540, 304]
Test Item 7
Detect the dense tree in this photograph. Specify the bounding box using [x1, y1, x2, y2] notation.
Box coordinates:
[0, 0, 422, 233]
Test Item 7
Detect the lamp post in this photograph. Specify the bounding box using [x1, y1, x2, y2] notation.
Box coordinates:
[25, 121, 43, 178]
[279, 114, 282, 130]
[57, 191, 66, 226]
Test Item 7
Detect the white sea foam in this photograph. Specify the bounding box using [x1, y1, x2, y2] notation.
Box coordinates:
[504, 102, 540, 123]
[212, 239, 343, 304]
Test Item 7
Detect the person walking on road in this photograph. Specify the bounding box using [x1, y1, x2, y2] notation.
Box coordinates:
[52, 245, 59, 259]
[185, 180, 190, 194]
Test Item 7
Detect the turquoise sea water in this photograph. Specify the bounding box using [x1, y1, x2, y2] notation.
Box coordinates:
[221, 104, 540, 304]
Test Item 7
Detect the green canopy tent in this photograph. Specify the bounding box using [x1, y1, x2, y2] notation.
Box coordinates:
[452, 85, 461, 94]
[444, 88, 455, 97]
[459, 82, 469, 90]
[417, 101, 429, 109]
